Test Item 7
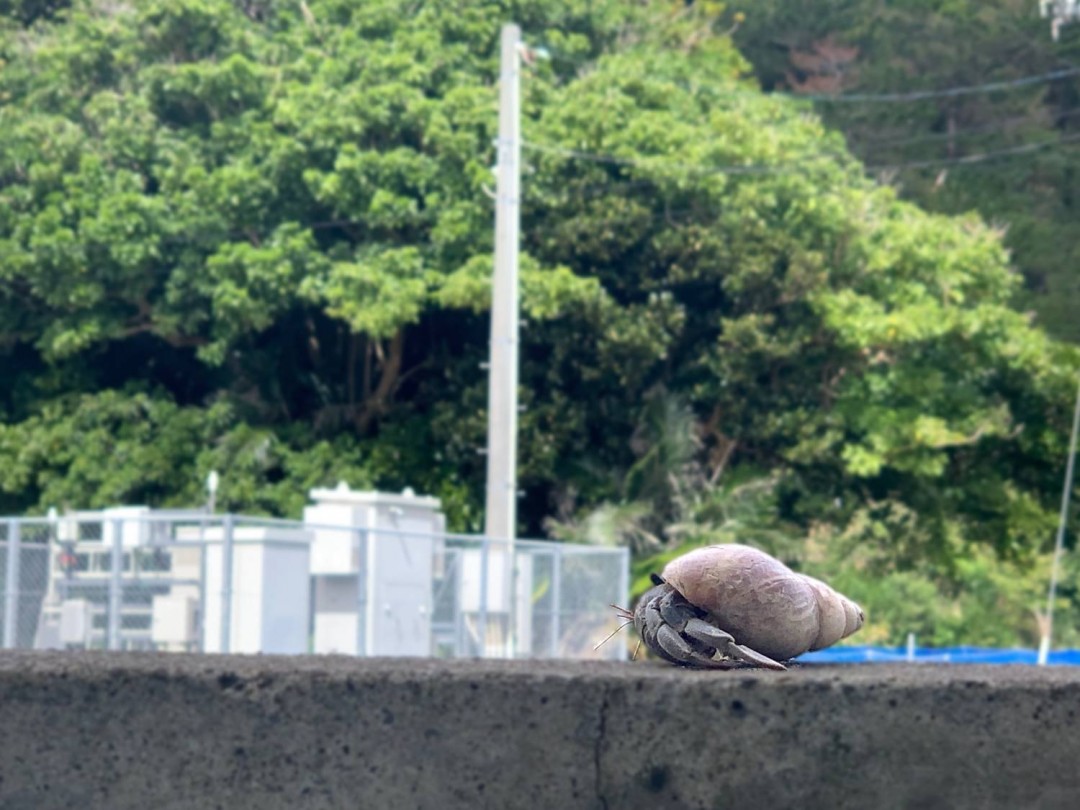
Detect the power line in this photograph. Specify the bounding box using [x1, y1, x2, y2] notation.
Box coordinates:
[531, 48, 1080, 168]
[848, 108, 1080, 150]
[794, 67, 1080, 103]
[869, 132, 1080, 170]
[522, 132, 1080, 178]
[536, 43, 1080, 105]
[521, 140, 847, 176]
[195, 136, 1080, 245]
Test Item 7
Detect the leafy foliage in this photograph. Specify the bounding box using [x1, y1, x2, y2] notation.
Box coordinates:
[0, 0, 1078, 645]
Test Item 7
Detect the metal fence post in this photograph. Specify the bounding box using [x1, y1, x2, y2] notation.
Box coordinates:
[220, 514, 235, 654]
[108, 519, 123, 650]
[197, 517, 209, 653]
[3, 520, 20, 649]
[508, 540, 519, 660]
[355, 527, 368, 657]
[478, 538, 489, 656]
[618, 547, 631, 661]
[549, 547, 562, 658]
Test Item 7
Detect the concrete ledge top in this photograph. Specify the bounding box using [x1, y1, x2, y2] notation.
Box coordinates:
[1, 649, 1078, 687]
[1, 652, 1078, 810]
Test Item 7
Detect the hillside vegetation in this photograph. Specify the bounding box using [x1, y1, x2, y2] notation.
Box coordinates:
[728, 0, 1080, 343]
[1, 0, 1078, 645]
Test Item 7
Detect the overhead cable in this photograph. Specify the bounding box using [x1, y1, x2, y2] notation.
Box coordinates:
[849, 107, 1080, 149]
[540, 44, 1080, 105]
[522, 132, 1080, 177]
[795, 66, 1080, 103]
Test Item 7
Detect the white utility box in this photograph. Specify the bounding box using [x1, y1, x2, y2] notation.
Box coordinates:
[151, 595, 198, 649]
[59, 599, 94, 646]
[304, 484, 443, 657]
[101, 505, 152, 548]
[202, 526, 311, 654]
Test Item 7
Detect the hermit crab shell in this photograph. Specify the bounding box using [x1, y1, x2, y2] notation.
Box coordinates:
[660, 544, 864, 662]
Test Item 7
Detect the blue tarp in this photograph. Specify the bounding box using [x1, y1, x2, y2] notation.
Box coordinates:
[798, 645, 1080, 665]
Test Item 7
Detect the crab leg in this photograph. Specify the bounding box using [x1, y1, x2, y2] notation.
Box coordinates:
[645, 603, 733, 668]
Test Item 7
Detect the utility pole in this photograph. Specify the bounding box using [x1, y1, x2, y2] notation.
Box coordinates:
[1039, 374, 1080, 665]
[484, 22, 521, 657]
[485, 24, 521, 543]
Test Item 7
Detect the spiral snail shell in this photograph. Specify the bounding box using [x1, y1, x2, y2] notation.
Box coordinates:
[634, 543, 864, 669]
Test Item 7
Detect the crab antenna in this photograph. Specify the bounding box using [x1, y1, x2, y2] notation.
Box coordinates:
[632, 638, 642, 661]
[593, 619, 634, 651]
[609, 603, 634, 621]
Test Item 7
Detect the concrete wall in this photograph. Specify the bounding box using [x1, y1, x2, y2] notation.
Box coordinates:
[0, 651, 1077, 809]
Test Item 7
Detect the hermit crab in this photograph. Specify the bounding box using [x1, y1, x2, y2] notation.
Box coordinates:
[613, 544, 864, 670]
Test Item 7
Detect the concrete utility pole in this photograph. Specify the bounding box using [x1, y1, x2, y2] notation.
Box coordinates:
[483, 23, 522, 658]
[1039, 374, 1080, 665]
[484, 23, 522, 544]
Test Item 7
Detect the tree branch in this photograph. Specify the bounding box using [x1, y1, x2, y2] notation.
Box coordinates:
[115, 320, 208, 348]
[354, 328, 405, 434]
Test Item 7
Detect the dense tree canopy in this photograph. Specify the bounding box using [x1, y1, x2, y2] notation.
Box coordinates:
[1, 0, 1078, 644]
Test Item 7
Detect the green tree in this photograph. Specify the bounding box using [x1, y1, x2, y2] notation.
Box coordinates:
[0, 1, 1077, 652]
[0, 0, 627, 525]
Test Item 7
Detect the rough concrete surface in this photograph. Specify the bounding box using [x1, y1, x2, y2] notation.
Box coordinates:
[0, 652, 1077, 810]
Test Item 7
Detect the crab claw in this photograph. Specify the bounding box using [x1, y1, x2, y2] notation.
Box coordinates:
[681, 617, 787, 671]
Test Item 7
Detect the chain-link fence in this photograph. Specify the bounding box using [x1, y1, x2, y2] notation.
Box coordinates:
[517, 540, 630, 659]
[0, 513, 629, 660]
[0, 520, 50, 650]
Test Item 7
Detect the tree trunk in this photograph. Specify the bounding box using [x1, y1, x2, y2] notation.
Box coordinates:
[354, 329, 405, 434]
